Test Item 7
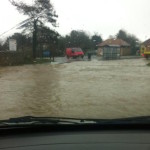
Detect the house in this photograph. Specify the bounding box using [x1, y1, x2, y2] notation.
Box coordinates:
[97, 39, 130, 59]
[141, 39, 150, 58]
[142, 39, 150, 47]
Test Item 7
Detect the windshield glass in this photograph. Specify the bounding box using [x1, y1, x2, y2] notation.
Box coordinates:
[0, 0, 150, 122]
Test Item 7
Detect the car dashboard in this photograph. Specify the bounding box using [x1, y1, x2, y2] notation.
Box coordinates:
[0, 125, 150, 150]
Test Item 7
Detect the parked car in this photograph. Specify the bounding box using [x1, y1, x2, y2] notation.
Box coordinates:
[66, 48, 84, 59]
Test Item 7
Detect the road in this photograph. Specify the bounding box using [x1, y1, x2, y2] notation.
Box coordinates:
[0, 57, 150, 120]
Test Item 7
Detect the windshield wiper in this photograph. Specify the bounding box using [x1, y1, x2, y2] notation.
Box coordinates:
[91, 116, 150, 124]
[0, 116, 95, 126]
[0, 116, 150, 127]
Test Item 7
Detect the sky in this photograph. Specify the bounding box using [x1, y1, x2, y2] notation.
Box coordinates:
[0, 0, 150, 41]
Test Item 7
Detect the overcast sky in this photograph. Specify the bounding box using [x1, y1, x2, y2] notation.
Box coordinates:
[0, 0, 150, 41]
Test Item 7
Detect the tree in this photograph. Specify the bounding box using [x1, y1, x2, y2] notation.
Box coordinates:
[56, 31, 103, 54]
[116, 30, 127, 40]
[65, 30, 91, 53]
[91, 34, 103, 50]
[116, 29, 140, 55]
[0, 41, 3, 51]
[9, 0, 58, 59]
[127, 35, 140, 55]
[10, 33, 32, 51]
[37, 26, 60, 61]
[57, 36, 66, 55]
[108, 35, 115, 39]
[2, 33, 32, 52]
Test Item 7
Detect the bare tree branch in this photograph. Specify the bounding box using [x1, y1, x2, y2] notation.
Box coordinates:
[9, 0, 58, 29]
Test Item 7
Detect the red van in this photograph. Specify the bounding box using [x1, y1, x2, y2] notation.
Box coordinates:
[66, 48, 84, 59]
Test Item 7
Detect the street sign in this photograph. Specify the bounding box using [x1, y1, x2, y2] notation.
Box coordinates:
[9, 39, 17, 51]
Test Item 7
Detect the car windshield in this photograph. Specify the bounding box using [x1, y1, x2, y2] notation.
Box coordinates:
[0, 0, 150, 124]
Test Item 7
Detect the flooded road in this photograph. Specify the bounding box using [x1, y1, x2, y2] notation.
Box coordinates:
[0, 58, 150, 120]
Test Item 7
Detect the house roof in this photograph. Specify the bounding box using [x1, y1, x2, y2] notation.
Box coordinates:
[97, 38, 130, 47]
[142, 39, 150, 46]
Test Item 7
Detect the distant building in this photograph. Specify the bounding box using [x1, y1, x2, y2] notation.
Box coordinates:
[142, 39, 150, 47]
[141, 39, 150, 58]
[97, 39, 130, 59]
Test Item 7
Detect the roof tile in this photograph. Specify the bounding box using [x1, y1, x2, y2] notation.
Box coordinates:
[97, 38, 130, 47]
[142, 39, 150, 46]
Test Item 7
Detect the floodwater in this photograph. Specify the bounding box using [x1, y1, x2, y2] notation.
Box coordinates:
[0, 58, 150, 120]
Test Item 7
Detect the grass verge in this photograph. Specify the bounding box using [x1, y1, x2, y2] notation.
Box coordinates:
[147, 63, 150, 66]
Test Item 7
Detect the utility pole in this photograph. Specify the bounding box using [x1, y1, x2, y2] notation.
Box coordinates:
[32, 19, 37, 59]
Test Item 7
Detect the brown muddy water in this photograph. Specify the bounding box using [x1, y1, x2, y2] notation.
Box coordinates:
[0, 58, 150, 120]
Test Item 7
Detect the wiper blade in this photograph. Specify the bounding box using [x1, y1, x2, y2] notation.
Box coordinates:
[90, 116, 150, 124]
[0, 116, 150, 127]
[0, 116, 95, 126]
